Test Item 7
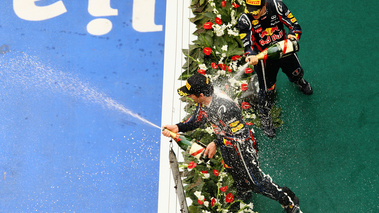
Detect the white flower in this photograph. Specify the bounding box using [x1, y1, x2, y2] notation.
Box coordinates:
[205, 126, 214, 134]
[221, 53, 226, 57]
[218, 57, 224, 64]
[230, 61, 238, 71]
[220, 172, 228, 178]
[227, 28, 239, 36]
[217, 70, 226, 76]
[240, 203, 247, 209]
[210, 2, 216, 7]
[222, 210, 229, 213]
[194, 191, 202, 199]
[221, 45, 228, 52]
[199, 63, 207, 70]
[245, 113, 257, 119]
[202, 210, 211, 213]
[203, 173, 210, 179]
[204, 201, 209, 207]
[247, 203, 254, 209]
[231, 19, 237, 25]
[213, 24, 225, 37]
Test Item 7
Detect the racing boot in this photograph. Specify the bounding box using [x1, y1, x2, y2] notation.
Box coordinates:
[282, 196, 301, 213]
[280, 187, 302, 213]
[295, 78, 313, 95]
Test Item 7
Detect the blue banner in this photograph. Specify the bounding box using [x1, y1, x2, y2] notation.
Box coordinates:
[0, 1, 165, 212]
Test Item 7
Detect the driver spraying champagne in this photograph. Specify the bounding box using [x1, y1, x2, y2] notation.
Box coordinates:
[162, 74, 302, 213]
[239, 0, 313, 138]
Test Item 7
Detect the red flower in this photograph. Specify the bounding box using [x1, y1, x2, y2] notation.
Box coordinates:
[213, 169, 219, 176]
[246, 122, 253, 126]
[227, 66, 232, 73]
[241, 102, 251, 110]
[225, 193, 234, 203]
[203, 47, 212, 56]
[188, 161, 197, 169]
[215, 17, 222, 25]
[231, 55, 241, 61]
[222, 1, 226, 8]
[198, 199, 204, 205]
[232, 3, 240, 8]
[201, 170, 208, 174]
[197, 69, 205, 75]
[220, 186, 228, 192]
[241, 83, 248, 91]
[218, 63, 227, 71]
[211, 62, 218, 69]
[245, 67, 253, 74]
[203, 22, 213, 29]
[211, 197, 216, 206]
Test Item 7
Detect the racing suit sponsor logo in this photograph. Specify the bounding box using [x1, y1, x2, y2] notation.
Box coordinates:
[292, 68, 301, 76]
[239, 33, 247, 39]
[229, 120, 240, 127]
[252, 20, 259, 25]
[223, 138, 233, 146]
[259, 26, 279, 38]
[258, 26, 283, 46]
[287, 13, 294, 18]
[231, 123, 244, 133]
[246, 0, 261, 6]
[178, 90, 188, 96]
[291, 17, 297, 23]
[186, 81, 191, 90]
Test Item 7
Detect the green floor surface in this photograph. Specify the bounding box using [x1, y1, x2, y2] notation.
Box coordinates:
[248, 0, 378, 212]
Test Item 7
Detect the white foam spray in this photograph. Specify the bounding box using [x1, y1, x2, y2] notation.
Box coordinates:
[0, 51, 161, 129]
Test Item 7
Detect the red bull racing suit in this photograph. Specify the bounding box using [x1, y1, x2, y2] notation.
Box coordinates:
[176, 93, 298, 207]
[238, 0, 305, 117]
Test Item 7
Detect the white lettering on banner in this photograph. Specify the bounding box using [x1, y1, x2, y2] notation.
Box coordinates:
[87, 0, 118, 35]
[13, 0, 67, 21]
[132, 0, 163, 32]
[12, 0, 162, 35]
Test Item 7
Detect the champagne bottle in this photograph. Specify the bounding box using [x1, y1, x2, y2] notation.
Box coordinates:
[163, 129, 209, 162]
[255, 38, 299, 60]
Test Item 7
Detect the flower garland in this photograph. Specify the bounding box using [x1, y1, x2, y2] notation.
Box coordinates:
[180, 147, 256, 213]
[178, 0, 283, 212]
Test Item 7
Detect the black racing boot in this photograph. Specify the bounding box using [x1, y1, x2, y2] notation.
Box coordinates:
[260, 115, 276, 138]
[280, 187, 302, 213]
[283, 196, 302, 213]
[295, 78, 313, 95]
